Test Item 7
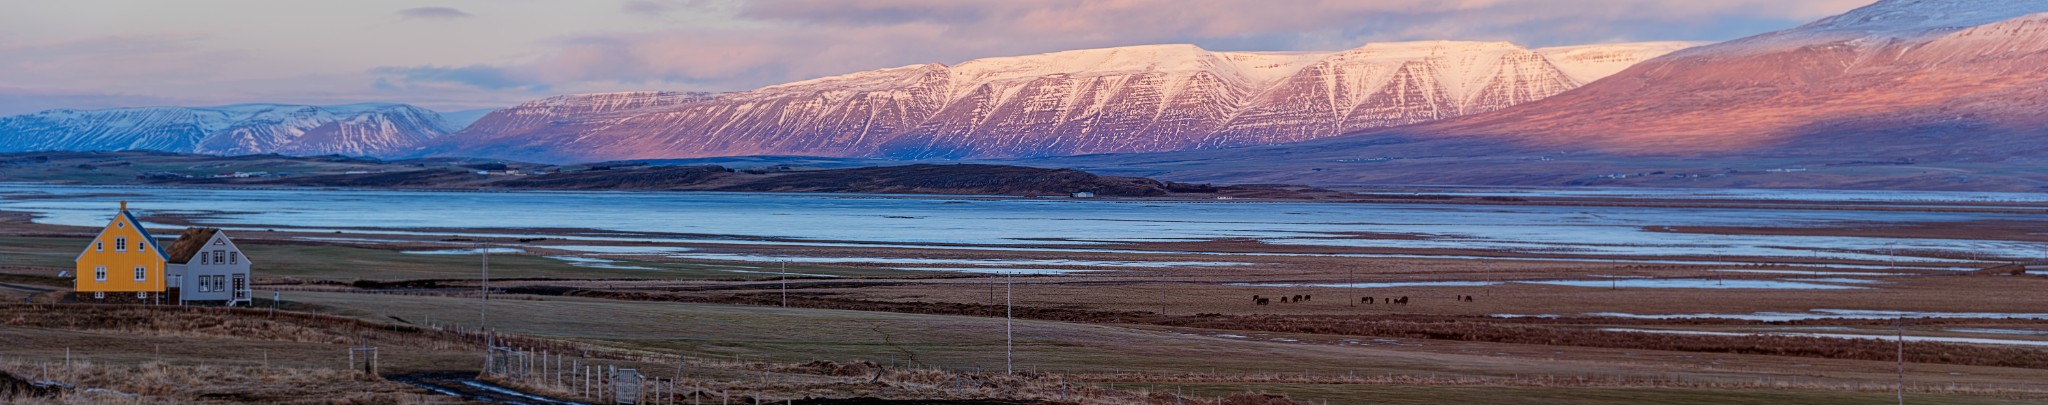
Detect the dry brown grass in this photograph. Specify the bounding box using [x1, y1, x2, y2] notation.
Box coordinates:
[536, 290, 2048, 369]
[0, 359, 457, 404]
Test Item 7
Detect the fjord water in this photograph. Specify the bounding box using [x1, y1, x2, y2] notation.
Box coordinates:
[1, 184, 2042, 264]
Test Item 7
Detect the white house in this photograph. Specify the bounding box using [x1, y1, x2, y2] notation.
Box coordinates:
[163, 228, 253, 306]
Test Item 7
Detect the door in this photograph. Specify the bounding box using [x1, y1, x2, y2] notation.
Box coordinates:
[232, 274, 247, 300]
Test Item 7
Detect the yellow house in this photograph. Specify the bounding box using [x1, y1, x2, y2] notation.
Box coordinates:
[75, 201, 168, 301]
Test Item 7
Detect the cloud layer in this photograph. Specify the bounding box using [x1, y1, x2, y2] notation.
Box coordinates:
[395, 6, 474, 20]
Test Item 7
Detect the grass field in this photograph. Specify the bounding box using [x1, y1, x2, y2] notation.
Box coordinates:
[277, 290, 2048, 400]
[0, 235, 917, 281]
[1106, 383, 2042, 405]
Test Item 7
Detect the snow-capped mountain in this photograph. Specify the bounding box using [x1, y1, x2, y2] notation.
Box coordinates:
[426, 41, 1693, 163]
[1368, 0, 2048, 157]
[0, 103, 455, 157]
[1034, 0, 2048, 190]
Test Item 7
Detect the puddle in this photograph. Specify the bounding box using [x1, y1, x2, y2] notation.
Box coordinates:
[1241, 278, 1865, 290]
[1712, 270, 1914, 276]
[1787, 278, 1886, 284]
[1601, 328, 2048, 347]
[1234, 281, 1502, 289]
[894, 267, 1110, 275]
[1585, 309, 2048, 321]
[542, 245, 696, 254]
[671, 253, 1247, 268]
[719, 269, 844, 278]
[294, 236, 413, 244]
[401, 247, 526, 255]
[1523, 279, 1864, 290]
[1950, 328, 2048, 336]
[544, 256, 659, 270]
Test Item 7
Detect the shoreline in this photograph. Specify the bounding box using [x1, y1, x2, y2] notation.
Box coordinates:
[9, 181, 2048, 215]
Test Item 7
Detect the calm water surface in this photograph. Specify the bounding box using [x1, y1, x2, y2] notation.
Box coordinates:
[2, 184, 2042, 264]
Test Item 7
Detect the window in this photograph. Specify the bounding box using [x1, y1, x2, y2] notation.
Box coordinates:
[229, 252, 238, 264]
[212, 275, 226, 292]
[197, 276, 210, 292]
[93, 292, 104, 299]
[200, 252, 208, 265]
[95, 242, 103, 252]
[137, 292, 147, 299]
[214, 251, 225, 264]
[115, 237, 127, 252]
[94, 266, 106, 282]
[134, 266, 146, 282]
[213, 239, 224, 245]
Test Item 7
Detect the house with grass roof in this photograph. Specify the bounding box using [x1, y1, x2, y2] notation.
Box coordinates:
[163, 227, 253, 306]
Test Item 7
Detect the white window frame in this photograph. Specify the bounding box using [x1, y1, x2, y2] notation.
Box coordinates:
[93, 292, 104, 299]
[95, 242, 103, 252]
[115, 237, 127, 252]
[214, 251, 225, 264]
[134, 266, 146, 282]
[94, 266, 106, 282]
[200, 252, 209, 265]
[229, 252, 238, 264]
[137, 292, 147, 299]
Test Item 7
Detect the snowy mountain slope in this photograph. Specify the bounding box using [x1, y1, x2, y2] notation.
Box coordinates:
[1535, 42, 1705, 84]
[1034, 0, 2048, 190]
[0, 103, 454, 157]
[1370, 0, 2048, 155]
[427, 40, 1687, 162]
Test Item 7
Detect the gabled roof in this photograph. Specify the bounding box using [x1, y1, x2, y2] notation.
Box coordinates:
[76, 208, 169, 262]
[164, 227, 221, 264]
[125, 210, 167, 259]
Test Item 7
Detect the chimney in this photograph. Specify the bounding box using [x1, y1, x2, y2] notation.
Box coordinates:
[121, 200, 128, 211]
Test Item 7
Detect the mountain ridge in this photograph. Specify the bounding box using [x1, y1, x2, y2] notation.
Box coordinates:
[419, 40, 1696, 163]
[0, 103, 457, 157]
[1018, 0, 2048, 191]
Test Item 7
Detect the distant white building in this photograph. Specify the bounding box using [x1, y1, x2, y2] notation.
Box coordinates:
[1071, 192, 1096, 198]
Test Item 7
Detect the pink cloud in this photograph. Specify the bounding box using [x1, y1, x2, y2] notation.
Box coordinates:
[396, 6, 473, 20]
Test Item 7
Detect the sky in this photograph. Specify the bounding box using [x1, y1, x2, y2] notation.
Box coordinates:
[0, 0, 1878, 116]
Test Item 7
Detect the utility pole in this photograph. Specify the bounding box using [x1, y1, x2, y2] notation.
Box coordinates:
[1006, 271, 1014, 374]
[780, 261, 788, 307]
[1897, 319, 1906, 405]
[481, 243, 490, 333]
